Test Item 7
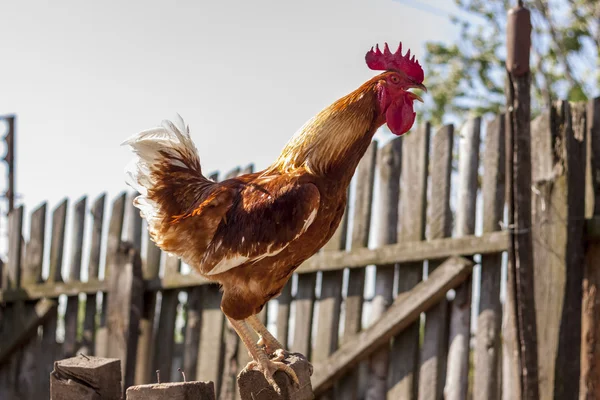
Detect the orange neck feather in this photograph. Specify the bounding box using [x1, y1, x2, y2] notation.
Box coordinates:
[268, 79, 382, 177]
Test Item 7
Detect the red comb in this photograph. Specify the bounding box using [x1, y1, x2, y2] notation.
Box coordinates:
[365, 42, 424, 83]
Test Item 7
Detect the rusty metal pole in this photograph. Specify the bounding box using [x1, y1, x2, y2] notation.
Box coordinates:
[504, 2, 539, 400]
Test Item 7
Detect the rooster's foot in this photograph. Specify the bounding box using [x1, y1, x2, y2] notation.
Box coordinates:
[246, 357, 300, 391]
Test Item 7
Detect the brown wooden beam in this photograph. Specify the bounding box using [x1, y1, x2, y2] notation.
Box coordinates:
[311, 256, 474, 394]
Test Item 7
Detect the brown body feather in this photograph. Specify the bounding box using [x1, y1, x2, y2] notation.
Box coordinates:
[130, 74, 387, 320]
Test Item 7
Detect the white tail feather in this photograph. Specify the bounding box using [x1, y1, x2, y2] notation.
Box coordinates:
[122, 114, 201, 235]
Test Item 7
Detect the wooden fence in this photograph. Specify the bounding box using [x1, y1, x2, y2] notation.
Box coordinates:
[0, 97, 599, 400]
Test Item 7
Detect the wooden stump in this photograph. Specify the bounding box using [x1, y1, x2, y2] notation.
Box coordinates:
[126, 381, 216, 400]
[237, 353, 314, 400]
[50, 355, 121, 400]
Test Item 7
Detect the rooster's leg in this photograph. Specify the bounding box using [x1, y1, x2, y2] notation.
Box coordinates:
[227, 317, 299, 392]
[247, 314, 285, 358]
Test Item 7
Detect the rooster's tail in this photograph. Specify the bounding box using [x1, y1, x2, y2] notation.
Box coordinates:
[122, 114, 212, 247]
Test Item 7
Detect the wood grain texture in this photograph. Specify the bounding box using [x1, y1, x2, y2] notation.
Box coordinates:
[337, 141, 377, 400]
[366, 137, 402, 400]
[63, 196, 87, 358]
[106, 244, 144, 392]
[197, 284, 225, 392]
[445, 117, 480, 400]
[390, 123, 431, 400]
[82, 194, 105, 357]
[96, 193, 127, 358]
[51, 355, 122, 400]
[313, 257, 474, 395]
[419, 124, 454, 400]
[581, 98, 600, 399]
[532, 102, 586, 400]
[473, 115, 505, 400]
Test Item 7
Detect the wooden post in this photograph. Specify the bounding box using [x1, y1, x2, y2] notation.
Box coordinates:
[389, 123, 431, 400]
[419, 124, 454, 400]
[237, 353, 314, 400]
[473, 115, 506, 400]
[126, 381, 216, 400]
[530, 101, 587, 400]
[504, 3, 539, 399]
[105, 243, 144, 391]
[365, 136, 402, 400]
[581, 97, 600, 399]
[50, 355, 122, 400]
[196, 284, 225, 392]
[337, 141, 377, 400]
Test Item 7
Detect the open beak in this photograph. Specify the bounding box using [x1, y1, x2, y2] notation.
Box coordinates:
[407, 82, 426, 103]
[407, 91, 424, 103]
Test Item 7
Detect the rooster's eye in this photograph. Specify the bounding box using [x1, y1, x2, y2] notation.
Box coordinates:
[390, 75, 400, 84]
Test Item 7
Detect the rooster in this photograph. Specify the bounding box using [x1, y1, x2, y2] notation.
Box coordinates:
[123, 42, 425, 392]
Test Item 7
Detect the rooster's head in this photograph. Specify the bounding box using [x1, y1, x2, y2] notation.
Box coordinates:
[366, 42, 426, 136]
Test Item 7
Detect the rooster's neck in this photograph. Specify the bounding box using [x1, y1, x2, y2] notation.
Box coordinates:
[268, 81, 382, 179]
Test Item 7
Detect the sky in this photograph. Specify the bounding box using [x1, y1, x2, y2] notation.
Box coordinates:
[0, 0, 460, 217]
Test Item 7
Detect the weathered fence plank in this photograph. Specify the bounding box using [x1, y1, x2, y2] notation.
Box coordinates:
[63, 196, 87, 359]
[473, 115, 505, 400]
[582, 97, 600, 399]
[81, 194, 105, 356]
[154, 256, 181, 382]
[23, 203, 46, 286]
[20, 203, 48, 399]
[197, 284, 225, 392]
[126, 381, 216, 400]
[419, 124, 454, 400]
[291, 273, 316, 359]
[338, 141, 377, 400]
[136, 200, 162, 385]
[365, 136, 402, 400]
[313, 256, 474, 394]
[389, 123, 430, 399]
[106, 244, 143, 391]
[96, 193, 126, 358]
[532, 101, 587, 400]
[276, 281, 292, 348]
[445, 117, 480, 400]
[313, 191, 348, 400]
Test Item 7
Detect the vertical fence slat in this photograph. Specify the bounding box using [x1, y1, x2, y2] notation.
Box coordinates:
[19, 203, 47, 399]
[81, 194, 105, 356]
[445, 117, 481, 400]
[23, 203, 46, 286]
[291, 273, 316, 358]
[389, 123, 431, 400]
[0, 206, 24, 399]
[41, 199, 68, 391]
[106, 244, 143, 393]
[154, 256, 181, 381]
[96, 192, 126, 358]
[313, 188, 349, 400]
[532, 101, 587, 399]
[473, 115, 505, 400]
[276, 281, 292, 348]
[582, 97, 600, 399]
[419, 124, 454, 400]
[47, 199, 68, 283]
[135, 220, 162, 385]
[365, 136, 402, 400]
[197, 284, 225, 392]
[63, 196, 87, 358]
[337, 141, 377, 400]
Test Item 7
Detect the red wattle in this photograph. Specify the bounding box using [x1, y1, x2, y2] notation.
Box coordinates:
[386, 96, 416, 136]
